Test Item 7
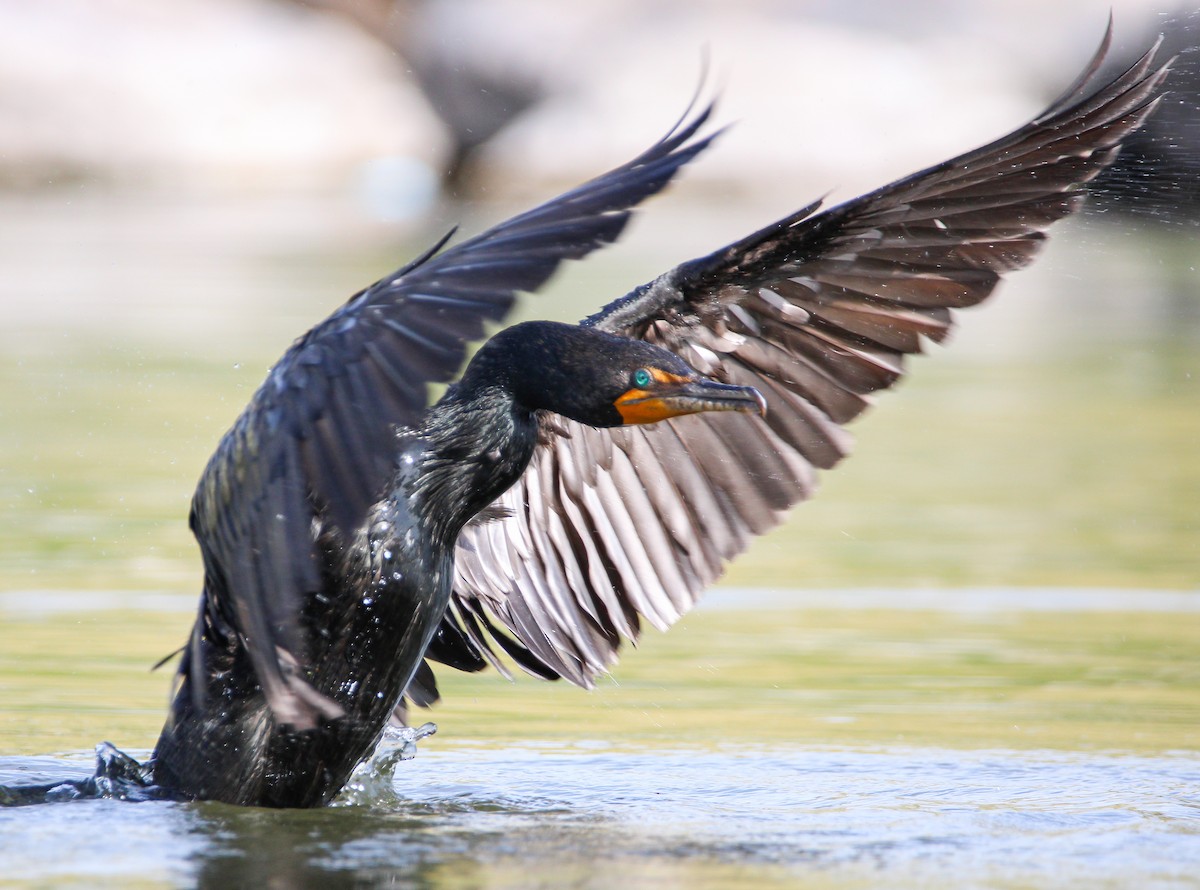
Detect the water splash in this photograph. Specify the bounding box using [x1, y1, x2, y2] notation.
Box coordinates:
[0, 742, 161, 806]
[334, 722, 437, 808]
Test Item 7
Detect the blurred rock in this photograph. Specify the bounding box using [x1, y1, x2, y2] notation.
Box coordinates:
[292, 0, 549, 194]
[0, 0, 443, 195]
[0, 0, 1182, 221]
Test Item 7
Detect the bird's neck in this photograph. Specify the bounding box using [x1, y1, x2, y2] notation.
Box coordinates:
[405, 383, 540, 548]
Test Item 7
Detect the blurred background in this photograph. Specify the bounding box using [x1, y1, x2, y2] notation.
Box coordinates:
[0, 0, 1196, 599]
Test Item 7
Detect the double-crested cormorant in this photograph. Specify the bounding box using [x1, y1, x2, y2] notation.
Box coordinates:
[151, 28, 1168, 807]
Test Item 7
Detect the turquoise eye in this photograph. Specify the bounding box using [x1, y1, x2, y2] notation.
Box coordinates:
[632, 369, 652, 388]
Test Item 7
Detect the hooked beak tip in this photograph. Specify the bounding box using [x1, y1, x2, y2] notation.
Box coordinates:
[750, 388, 768, 418]
[725, 385, 767, 418]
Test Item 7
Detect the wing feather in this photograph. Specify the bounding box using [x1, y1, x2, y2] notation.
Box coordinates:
[447, 26, 1170, 687]
[181, 101, 721, 726]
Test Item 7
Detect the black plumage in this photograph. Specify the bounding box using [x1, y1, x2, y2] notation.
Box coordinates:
[152, 27, 1169, 807]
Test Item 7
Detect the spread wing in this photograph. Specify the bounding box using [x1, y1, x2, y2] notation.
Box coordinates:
[443, 28, 1169, 688]
[180, 103, 720, 727]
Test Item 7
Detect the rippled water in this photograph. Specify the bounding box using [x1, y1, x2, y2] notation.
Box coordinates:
[2, 742, 1198, 888]
[4, 591, 1199, 888]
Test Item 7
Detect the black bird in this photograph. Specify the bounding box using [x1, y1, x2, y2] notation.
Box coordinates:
[151, 28, 1168, 808]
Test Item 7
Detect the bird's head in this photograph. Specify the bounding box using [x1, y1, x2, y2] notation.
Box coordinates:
[465, 320, 766, 429]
